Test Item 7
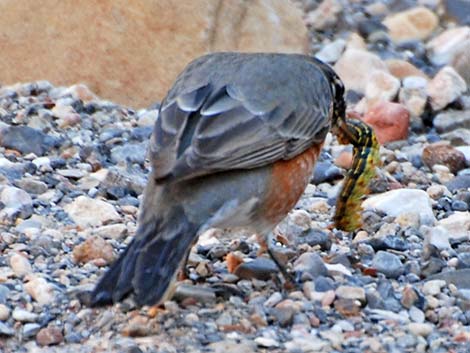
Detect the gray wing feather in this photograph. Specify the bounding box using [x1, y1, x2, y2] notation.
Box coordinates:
[151, 53, 334, 182]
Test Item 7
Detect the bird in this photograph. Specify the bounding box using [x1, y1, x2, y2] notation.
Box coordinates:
[89, 52, 379, 307]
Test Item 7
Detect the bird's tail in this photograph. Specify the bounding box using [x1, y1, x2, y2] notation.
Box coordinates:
[89, 203, 198, 306]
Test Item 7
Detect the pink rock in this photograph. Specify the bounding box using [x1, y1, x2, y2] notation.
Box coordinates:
[363, 101, 410, 144]
[305, 0, 342, 30]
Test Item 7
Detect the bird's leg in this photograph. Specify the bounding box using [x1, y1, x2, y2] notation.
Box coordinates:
[177, 238, 199, 281]
[259, 233, 298, 289]
[332, 117, 381, 231]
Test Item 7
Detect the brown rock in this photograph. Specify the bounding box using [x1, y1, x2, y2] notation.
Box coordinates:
[73, 236, 115, 266]
[334, 298, 361, 316]
[226, 252, 244, 273]
[401, 285, 419, 309]
[383, 6, 439, 43]
[122, 315, 151, 337]
[0, 0, 308, 108]
[334, 49, 388, 93]
[427, 66, 467, 111]
[385, 59, 428, 80]
[363, 101, 410, 144]
[422, 143, 467, 174]
[36, 327, 63, 346]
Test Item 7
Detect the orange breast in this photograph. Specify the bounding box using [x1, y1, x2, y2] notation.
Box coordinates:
[261, 143, 323, 225]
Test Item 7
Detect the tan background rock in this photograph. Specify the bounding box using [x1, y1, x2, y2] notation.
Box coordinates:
[0, 0, 308, 108]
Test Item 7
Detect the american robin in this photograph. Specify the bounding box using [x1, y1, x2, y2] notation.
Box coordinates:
[90, 52, 379, 307]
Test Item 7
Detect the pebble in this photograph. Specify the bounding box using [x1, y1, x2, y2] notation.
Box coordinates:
[383, 6, 438, 43]
[73, 236, 115, 266]
[64, 195, 121, 227]
[386, 59, 428, 80]
[1, 186, 33, 220]
[422, 280, 446, 296]
[255, 336, 280, 348]
[407, 323, 433, 337]
[314, 39, 346, 63]
[433, 110, 470, 134]
[427, 66, 467, 111]
[264, 292, 283, 308]
[0, 125, 59, 156]
[0, 322, 15, 336]
[363, 189, 435, 226]
[365, 70, 400, 103]
[12, 308, 38, 322]
[293, 252, 328, 281]
[372, 251, 404, 278]
[426, 27, 470, 66]
[305, 0, 342, 30]
[422, 143, 467, 174]
[438, 212, 470, 240]
[9, 252, 33, 276]
[24, 277, 56, 305]
[234, 258, 278, 281]
[335, 286, 366, 303]
[23, 323, 41, 338]
[0, 304, 10, 321]
[36, 327, 64, 346]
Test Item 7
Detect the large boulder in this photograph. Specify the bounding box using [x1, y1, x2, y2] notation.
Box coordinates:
[0, 0, 308, 108]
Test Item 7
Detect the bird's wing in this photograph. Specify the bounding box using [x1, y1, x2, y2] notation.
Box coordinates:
[150, 53, 335, 182]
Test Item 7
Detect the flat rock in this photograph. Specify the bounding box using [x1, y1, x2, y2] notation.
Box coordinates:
[0, 125, 59, 156]
[64, 195, 120, 227]
[363, 189, 435, 225]
[0, 0, 308, 108]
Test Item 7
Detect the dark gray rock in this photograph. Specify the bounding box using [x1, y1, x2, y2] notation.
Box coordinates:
[372, 251, 404, 278]
[294, 252, 328, 281]
[0, 126, 60, 156]
[234, 258, 279, 281]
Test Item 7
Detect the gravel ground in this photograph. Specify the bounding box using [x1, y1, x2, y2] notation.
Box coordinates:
[1, 1, 470, 352]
